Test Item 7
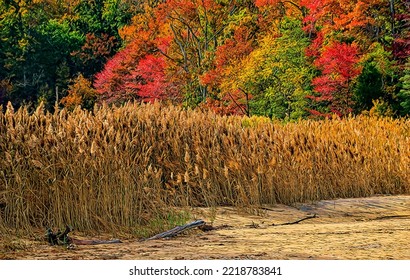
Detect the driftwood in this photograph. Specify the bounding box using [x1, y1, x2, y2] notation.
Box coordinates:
[272, 214, 317, 226]
[144, 219, 206, 241]
[46, 226, 122, 246]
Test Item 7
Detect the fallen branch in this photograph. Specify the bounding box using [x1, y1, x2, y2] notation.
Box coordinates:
[144, 219, 205, 241]
[260, 207, 285, 212]
[46, 226, 121, 246]
[245, 221, 260, 228]
[372, 215, 410, 220]
[272, 214, 317, 226]
[70, 238, 122, 245]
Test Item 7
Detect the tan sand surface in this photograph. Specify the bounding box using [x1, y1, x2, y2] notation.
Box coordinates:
[1, 195, 409, 260]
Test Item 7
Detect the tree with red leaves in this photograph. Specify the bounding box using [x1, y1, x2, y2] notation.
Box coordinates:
[94, 45, 179, 104]
[124, 55, 178, 103]
[93, 45, 134, 104]
[308, 42, 361, 117]
[93, 3, 176, 105]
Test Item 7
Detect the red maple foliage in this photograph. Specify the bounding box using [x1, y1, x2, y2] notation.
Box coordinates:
[300, 0, 323, 33]
[125, 55, 179, 103]
[309, 41, 362, 117]
[94, 46, 133, 104]
[305, 30, 323, 58]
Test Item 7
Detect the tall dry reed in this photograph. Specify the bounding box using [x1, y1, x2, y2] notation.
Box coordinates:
[0, 102, 409, 234]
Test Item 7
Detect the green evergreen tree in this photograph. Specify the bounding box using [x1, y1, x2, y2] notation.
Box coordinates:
[398, 59, 410, 115]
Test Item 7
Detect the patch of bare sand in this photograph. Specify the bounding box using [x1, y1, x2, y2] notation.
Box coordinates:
[1, 195, 409, 260]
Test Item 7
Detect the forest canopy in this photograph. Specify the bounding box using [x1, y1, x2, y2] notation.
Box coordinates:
[1, 0, 409, 119]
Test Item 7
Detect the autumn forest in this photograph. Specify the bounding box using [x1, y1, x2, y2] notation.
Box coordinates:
[0, 0, 409, 119]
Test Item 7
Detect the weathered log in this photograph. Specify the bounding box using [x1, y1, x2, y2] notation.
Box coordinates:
[145, 219, 206, 241]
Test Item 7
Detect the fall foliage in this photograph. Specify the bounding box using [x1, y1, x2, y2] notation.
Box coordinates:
[309, 42, 361, 117]
[1, 0, 409, 117]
